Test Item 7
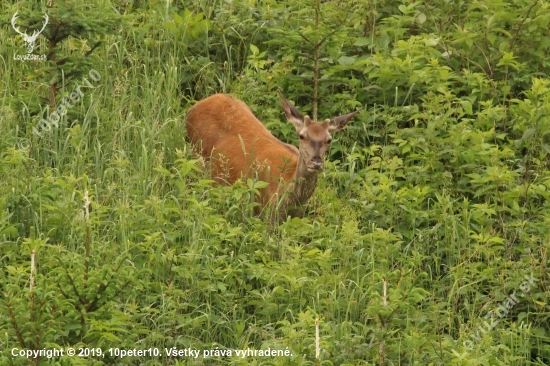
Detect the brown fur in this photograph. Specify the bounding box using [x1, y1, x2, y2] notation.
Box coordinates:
[186, 94, 298, 205]
[185, 93, 358, 218]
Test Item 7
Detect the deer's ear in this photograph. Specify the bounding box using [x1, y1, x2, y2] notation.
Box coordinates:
[329, 110, 359, 132]
[279, 91, 304, 131]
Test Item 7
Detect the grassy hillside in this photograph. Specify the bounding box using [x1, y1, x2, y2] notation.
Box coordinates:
[1, 0, 549, 365]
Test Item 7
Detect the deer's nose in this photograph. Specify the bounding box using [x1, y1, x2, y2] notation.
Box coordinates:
[311, 160, 323, 170]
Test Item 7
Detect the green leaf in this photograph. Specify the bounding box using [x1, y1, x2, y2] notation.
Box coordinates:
[162, 22, 177, 31]
[154, 167, 172, 176]
[173, 13, 183, 25]
[354, 37, 370, 46]
[253, 181, 269, 189]
[522, 127, 536, 141]
[250, 44, 259, 55]
[460, 100, 473, 115]
[338, 56, 356, 66]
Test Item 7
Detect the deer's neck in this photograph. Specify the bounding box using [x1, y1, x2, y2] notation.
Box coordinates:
[285, 154, 319, 217]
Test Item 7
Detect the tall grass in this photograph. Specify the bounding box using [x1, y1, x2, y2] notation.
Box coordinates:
[1, 0, 549, 365]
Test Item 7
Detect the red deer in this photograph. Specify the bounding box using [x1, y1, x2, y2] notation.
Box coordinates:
[185, 92, 358, 221]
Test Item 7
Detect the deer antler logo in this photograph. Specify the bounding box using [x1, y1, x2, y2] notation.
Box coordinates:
[11, 12, 49, 54]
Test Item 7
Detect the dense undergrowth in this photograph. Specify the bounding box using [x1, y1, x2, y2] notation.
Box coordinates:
[1, 0, 549, 365]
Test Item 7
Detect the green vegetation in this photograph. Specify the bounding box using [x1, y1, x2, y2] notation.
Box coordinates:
[1, 0, 549, 364]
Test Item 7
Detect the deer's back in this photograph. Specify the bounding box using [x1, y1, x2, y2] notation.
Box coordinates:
[186, 94, 298, 204]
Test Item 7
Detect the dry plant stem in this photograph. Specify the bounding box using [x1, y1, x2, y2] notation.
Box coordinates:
[30, 250, 36, 291]
[315, 317, 320, 359]
[83, 190, 91, 285]
[379, 279, 387, 365]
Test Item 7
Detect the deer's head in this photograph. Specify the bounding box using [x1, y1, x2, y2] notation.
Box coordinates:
[279, 92, 358, 172]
